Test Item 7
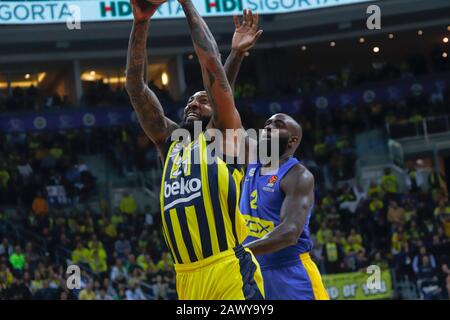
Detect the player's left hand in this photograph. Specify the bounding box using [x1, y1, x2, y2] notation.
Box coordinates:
[231, 9, 263, 54]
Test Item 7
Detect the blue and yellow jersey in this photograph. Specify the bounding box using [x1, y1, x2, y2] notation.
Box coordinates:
[240, 157, 313, 268]
[160, 132, 248, 265]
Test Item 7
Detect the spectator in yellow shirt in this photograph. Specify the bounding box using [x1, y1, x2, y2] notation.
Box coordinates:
[381, 168, 399, 195]
[157, 252, 174, 271]
[315, 222, 332, 246]
[346, 228, 364, 253]
[111, 211, 125, 227]
[137, 251, 157, 273]
[71, 242, 91, 266]
[434, 200, 450, 220]
[79, 282, 96, 300]
[104, 220, 118, 239]
[0, 166, 10, 188]
[89, 251, 108, 276]
[369, 196, 384, 214]
[367, 181, 382, 198]
[119, 192, 137, 216]
[0, 264, 14, 290]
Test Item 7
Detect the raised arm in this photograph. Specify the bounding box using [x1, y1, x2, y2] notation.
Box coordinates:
[224, 9, 263, 92]
[179, 0, 241, 131]
[244, 165, 314, 255]
[125, 0, 178, 158]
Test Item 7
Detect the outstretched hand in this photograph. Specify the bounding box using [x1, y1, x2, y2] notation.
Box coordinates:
[231, 9, 263, 54]
[130, 0, 160, 23]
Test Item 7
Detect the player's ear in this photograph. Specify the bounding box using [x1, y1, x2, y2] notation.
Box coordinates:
[289, 136, 300, 147]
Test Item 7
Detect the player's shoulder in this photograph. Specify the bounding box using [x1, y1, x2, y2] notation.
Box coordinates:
[281, 162, 314, 190]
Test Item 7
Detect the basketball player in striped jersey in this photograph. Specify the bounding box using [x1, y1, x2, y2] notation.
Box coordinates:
[126, 0, 264, 299]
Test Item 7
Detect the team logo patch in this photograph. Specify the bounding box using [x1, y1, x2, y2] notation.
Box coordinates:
[263, 175, 278, 192]
[242, 215, 275, 238]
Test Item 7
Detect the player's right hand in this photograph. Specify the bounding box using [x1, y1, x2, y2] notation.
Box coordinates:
[130, 0, 160, 23]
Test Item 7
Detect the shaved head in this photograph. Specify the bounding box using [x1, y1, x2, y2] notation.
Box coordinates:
[275, 113, 302, 140]
[262, 113, 303, 159]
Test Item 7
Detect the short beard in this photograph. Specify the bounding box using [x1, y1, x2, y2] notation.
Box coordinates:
[179, 116, 211, 139]
[259, 135, 290, 164]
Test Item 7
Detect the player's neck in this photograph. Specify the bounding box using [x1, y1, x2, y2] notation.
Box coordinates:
[261, 153, 292, 169]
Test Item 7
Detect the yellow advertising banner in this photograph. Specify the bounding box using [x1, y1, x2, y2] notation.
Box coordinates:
[322, 269, 393, 300]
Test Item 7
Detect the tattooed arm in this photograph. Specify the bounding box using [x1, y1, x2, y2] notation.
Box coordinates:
[125, 0, 178, 160]
[180, 0, 242, 131]
[224, 10, 263, 92]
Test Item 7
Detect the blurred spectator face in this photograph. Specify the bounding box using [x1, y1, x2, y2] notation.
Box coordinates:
[432, 235, 440, 245]
[103, 278, 110, 289]
[60, 291, 69, 300]
[130, 281, 138, 290]
[14, 245, 21, 254]
[419, 246, 427, 255]
[442, 264, 449, 274]
[128, 254, 136, 264]
[116, 259, 123, 268]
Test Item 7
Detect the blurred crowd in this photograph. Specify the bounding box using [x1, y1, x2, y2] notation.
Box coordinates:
[0, 86, 71, 113]
[0, 201, 176, 300]
[0, 130, 98, 208]
[309, 167, 450, 299]
[0, 47, 449, 300]
[1, 166, 449, 299]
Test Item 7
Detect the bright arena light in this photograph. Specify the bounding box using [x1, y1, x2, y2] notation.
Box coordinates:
[162, 72, 169, 86]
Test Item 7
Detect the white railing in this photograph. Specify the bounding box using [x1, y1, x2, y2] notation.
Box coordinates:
[386, 115, 450, 140]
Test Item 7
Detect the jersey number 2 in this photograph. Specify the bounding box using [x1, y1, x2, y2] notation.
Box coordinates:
[250, 190, 258, 209]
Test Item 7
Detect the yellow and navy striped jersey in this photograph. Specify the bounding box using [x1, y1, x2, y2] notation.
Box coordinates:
[160, 132, 248, 265]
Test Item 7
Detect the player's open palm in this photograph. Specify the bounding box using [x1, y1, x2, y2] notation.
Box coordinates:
[231, 9, 264, 53]
[130, 0, 160, 23]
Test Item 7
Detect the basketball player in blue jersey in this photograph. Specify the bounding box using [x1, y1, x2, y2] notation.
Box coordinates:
[126, 0, 264, 300]
[240, 113, 329, 300]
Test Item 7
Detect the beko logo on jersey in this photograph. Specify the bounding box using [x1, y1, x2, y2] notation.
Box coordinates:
[164, 177, 202, 198]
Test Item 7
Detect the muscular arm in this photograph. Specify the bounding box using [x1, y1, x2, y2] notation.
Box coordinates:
[180, 0, 242, 131]
[224, 50, 245, 93]
[125, 19, 178, 158]
[244, 165, 315, 255]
